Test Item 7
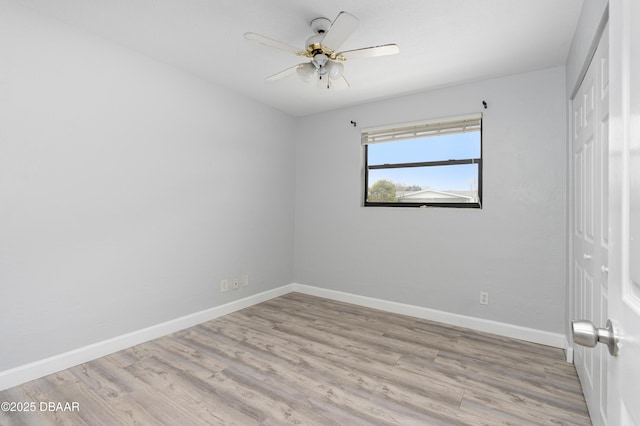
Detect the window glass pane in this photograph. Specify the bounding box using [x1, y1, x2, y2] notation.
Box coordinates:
[367, 164, 479, 203]
[367, 131, 480, 165]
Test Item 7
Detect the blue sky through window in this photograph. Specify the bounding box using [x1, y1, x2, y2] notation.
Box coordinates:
[367, 131, 481, 191]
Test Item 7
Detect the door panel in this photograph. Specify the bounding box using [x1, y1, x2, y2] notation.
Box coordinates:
[572, 23, 609, 426]
[601, 119, 610, 251]
[613, 0, 640, 422]
[574, 4, 640, 422]
[586, 136, 595, 242]
[600, 1, 640, 424]
[575, 149, 584, 236]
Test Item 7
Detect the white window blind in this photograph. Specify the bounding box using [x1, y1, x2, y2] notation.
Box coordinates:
[361, 113, 482, 145]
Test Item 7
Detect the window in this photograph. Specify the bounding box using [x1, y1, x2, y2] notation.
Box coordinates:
[363, 113, 482, 208]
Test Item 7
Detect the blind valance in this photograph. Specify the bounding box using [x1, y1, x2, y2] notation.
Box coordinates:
[361, 113, 482, 145]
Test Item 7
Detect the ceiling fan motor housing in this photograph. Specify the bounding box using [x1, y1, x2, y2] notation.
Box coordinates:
[306, 17, 333, 58]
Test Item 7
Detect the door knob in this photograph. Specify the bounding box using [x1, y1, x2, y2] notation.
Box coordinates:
[571, 319, 618, 356]
[601, 265, 609, 273]
[584, 254, 592, 260]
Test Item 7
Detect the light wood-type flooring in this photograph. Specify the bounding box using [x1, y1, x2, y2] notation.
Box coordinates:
[0, 292, 591, 425]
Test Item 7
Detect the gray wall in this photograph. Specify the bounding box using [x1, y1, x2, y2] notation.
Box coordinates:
[294, 67, 568, 333]
[0, 2, 295, 371]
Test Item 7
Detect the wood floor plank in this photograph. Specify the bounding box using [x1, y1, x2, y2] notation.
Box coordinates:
[0, 292, 591, 425]
[432, 353, 590, 414]
[124, 356, 261, 425]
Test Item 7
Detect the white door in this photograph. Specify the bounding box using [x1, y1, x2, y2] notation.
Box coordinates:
[606, 0, 640, 424]
[572, 22, 609, 426]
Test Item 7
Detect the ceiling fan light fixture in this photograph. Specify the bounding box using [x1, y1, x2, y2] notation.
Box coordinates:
[326, 61, 344, 80]
[296, 62, 316, 82]
[314, 53, 329, 68]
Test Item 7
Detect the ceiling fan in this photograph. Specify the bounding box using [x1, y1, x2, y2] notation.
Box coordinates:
[244, 11, 399, 90]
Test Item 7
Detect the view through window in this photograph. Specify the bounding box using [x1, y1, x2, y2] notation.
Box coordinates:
[363, 114, 482, 208]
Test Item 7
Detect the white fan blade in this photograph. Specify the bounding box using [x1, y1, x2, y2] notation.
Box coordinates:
[336, 44, 400, 61]
[244, 32, 305, 56]
[265, 64, 303, 82]
[331, 75, 350, 91]
[321, 11, 359, 52]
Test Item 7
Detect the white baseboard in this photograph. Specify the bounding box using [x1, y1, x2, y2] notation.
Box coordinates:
[0, 284, 294, 391]
[565, 345, 574, 363]
[291, 283, 569, 350]
[1, 282, 569, 391]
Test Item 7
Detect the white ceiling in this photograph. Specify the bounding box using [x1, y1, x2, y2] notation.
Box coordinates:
[12, 0, 583, 117]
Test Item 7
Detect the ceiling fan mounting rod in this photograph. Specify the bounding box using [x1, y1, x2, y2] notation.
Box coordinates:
[310, 17, 332, 35]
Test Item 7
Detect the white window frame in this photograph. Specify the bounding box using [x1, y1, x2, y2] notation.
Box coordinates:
[362, 113, 483, 208]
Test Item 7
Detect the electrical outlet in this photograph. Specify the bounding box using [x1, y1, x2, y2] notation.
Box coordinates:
[480, 291, 489, 305]
[220, 279, 229, 292]
[242, 275, 249, 287]
[232, 278, 240, 290]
